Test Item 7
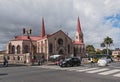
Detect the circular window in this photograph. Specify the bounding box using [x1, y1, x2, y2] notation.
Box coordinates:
[58, 38, 63, 45]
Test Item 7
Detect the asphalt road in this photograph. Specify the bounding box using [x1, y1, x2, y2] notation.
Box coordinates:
[0, 65, 120, 82]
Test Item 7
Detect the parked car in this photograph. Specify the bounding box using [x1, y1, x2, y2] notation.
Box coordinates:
[49, 55, 65, 65]
[88, 57, 99, 63]
[59, 57, 81, 67]
[97, 56, 113, 66]
[97, 58, 108, 66]
[100, 57, 113, 63]
[49, 54, 61, 59]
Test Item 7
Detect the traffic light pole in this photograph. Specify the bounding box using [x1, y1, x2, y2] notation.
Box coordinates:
[23, 28, 34, 65]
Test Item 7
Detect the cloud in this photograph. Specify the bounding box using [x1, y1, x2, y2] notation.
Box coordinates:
[0, 0, 120, 50]
[73, 0, 120, 48]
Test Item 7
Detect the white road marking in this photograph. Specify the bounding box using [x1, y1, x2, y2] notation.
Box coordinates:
[86, 68, 109, 73]
[77, 68, 99, 72]
[34, 65, 120, 78]
[98, 69, 120, 75]
[113, 73, 120, 77]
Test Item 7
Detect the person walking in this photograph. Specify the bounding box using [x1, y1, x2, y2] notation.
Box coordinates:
[38, 56, 44, 65]
[3, 56, 8, 67]
[90, 57, 94, 67]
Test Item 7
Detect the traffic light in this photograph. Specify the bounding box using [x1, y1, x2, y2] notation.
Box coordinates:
[23, 28, 26, 34]
[28, 28, 32, 34]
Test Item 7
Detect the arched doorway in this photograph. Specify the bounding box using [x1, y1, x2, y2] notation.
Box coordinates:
[58, 49, 64, 55]
[11, 45, 15, 54]
[17, 45, 20, 54]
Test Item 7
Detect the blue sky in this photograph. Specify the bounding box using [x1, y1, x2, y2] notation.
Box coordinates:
[104, 14, 120, 28]
[0, 0, 120, 50]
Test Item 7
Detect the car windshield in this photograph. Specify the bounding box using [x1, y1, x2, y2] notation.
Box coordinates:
[64, 58, 71, 61]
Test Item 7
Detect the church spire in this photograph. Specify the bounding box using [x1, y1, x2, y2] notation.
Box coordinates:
[40, 17, 45, 38]
[77, 16, 81, 33]
[74, 17, 84, 44]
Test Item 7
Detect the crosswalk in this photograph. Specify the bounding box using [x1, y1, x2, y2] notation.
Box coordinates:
[34, 65, 120, 78]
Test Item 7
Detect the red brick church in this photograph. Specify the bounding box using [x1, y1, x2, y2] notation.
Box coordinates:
[4, 17, 86, 63]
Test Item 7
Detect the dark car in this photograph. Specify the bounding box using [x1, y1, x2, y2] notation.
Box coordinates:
[59, 57, 81, 67]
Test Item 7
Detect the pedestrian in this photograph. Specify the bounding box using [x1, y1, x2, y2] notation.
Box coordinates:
[3, 56, 8, 67]
[38, 57, 42, 65]
[38, 56, 44, 65]
[41, 55, 45, 63]
[90, 57, 94, 67]
[38, 59, 40, 65]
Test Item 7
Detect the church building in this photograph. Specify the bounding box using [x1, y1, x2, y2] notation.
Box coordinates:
[5, 17, 86, 63]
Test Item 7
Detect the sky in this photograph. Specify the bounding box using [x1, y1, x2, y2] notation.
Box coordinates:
[0, 0, 120, 50]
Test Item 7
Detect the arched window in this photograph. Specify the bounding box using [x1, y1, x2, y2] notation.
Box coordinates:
[7, 56, 10, 60]
[80, 47, 81, 53]
[8, 43, 11, 54]
[17, 56, 20, 60]
[49, 43, 53, 54]
[24, 45, 29, 53]
[58, 38, 63, 46]
[11, 45, 15, 54]
[68, 44, 70, 54]
[17, 45, 20, 54]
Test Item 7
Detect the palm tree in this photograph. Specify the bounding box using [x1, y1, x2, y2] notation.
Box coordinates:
[101, 36, 113, 55]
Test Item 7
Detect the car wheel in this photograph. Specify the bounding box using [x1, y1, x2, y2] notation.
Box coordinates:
[67, 64, 71, 67]
[60, 65, 63, 67]
[77, 63, 80, 66]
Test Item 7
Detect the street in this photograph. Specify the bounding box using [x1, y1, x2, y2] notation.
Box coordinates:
[0, 62, 120, 82]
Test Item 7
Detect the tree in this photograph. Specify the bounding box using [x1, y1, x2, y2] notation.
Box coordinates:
[86, 45, 95, 55]
[101, 36, 113, 55]
[101, 49, 112, 55]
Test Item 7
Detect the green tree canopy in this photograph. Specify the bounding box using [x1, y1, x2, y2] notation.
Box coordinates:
[86, 45, 95, 55]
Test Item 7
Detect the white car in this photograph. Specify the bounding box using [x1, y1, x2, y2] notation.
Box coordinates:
[97, 57, 112, 66]
[49, 55, 61, 59]
[97, 59, 108, 66]
[102, 57, 112, 63]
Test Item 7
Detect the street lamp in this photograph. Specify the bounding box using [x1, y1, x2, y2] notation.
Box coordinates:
[22, 28, 34, 65]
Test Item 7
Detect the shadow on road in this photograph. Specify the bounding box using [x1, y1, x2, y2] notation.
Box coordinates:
[0, 73, 8, 76]
[0, 64, 27, 68]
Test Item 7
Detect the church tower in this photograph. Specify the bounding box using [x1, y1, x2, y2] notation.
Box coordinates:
[73, 17, 86, 57]
[74, 17, 84, 44]
[40, 17, 45, 38]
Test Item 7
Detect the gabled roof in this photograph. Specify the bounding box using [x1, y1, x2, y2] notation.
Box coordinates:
[47, 30, 72, 41]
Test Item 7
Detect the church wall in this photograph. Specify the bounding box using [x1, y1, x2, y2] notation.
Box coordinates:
[6, 40, 23, 54]
[37, 38, 48, 59]
[74, 44, 86, 57]
[47, 31, 73, 57]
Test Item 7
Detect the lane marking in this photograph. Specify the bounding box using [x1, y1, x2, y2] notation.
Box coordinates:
[98, 69, 120, 75]
[77, 68, 99, 72]
[113, 73, 120, 77]
[86, 68, 109, 73]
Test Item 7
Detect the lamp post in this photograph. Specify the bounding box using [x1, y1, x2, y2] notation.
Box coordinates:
[23, 28, 34, 65]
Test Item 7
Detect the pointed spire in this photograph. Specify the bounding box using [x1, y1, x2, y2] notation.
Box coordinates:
[77, 16, 82, 33]
[74, 16, 84, 44]
[40, 17, 45, 38]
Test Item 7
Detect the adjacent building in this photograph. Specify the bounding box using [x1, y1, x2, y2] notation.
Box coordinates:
[112, 48, 120, 57]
